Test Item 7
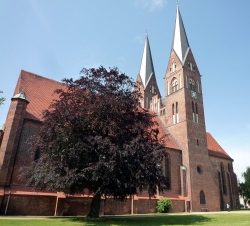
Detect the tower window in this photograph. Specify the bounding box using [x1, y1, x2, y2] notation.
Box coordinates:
[172, 103, 175, 124]
[200, 190, 206, 204]
[192, 101, 195, 122]
[197, 164, 203, 174]
[171, 63, 177, 73]
[189, 78, 195, 91]
[188, 62, 196, 71]
[176, 102, 179, 123]
[195, 103, 199, 123]
[172, 78, 178, 93]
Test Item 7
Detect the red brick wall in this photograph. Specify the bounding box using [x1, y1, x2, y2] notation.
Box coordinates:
[0, 195, 56, 215]
[0, 194, 186, 216]
[11, 120, 41, 185]
[0, 98, 28, 186]
[163, 49, 223, 212]
[57, 197, 93, 216]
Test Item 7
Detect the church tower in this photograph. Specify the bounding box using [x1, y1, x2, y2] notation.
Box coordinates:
[136, 33, 161, 110]
[163, 5, 220, 211]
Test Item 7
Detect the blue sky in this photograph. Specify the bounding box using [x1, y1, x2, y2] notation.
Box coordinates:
[0, 0, 249, 180]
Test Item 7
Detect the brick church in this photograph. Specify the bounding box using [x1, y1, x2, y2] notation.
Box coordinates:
[0, 6, 239, 215]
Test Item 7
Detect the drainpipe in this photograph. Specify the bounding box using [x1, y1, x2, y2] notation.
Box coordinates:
[4, 190, 11, 216]
[131, 196, 134, 215]
[54, 194, 59, 216]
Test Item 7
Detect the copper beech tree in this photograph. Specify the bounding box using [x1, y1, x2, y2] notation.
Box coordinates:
[22, 66, 167, 218]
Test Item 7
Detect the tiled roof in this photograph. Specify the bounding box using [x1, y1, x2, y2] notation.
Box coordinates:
[206, 132, 232, 160]
[154, 116, 180, 151]
[13, 70, 180, 150]
[13, 71, 229, 159]
[14, 70, 63, 121]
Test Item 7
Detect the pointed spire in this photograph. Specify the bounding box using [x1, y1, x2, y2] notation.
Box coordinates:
[172, 5, 190, 65]
[0, 124, 4, 131]
[12, 90, 29, 102]
[139, 32, 155, 88]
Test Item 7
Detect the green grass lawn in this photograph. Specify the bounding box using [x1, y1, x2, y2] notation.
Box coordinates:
[0, 213, 250, 226]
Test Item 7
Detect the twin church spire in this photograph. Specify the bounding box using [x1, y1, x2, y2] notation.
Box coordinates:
[138, 5, 190, 94]
[138, 32, 155, 89]
[172, 6, 190, 65]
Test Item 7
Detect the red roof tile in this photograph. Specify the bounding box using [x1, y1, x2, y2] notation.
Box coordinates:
[13, 70, 180, 150]
[154, 116, 180, 151]
[14, 70, 63, 121]
[206, 132, 232, 160]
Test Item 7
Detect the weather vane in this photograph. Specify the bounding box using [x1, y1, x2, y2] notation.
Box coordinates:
[176, 0, 179, 5]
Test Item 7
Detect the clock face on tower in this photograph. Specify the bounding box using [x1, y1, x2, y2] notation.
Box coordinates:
[191, 90, 197, 99]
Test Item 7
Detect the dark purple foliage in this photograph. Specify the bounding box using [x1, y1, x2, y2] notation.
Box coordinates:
[22, 66, 167, 217]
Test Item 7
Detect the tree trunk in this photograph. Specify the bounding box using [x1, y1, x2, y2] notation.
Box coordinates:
[86, 192, 102, 218]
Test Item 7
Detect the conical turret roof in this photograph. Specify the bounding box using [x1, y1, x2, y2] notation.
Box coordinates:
[139, 33, 155, 89]
[12, 90, 29, 102]
[172, 6, 190, 65]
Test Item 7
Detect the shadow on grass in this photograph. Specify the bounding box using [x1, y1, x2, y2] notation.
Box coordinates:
[66, 214, 212, 226]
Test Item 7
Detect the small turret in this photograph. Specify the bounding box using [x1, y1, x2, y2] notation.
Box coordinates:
[0, 90, 29, 186]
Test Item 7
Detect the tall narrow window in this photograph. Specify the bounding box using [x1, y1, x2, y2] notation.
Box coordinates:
[176, 102, 179, 123]
[195, 103, 198, 123]
[172, 78, 178, 93]
[179, 74, 182, 89]
[220, 162, 227, 195]
[165, 153, 171, 190]
[200, 190, 206, 204]
[189, 78, 195, 91]
[192, 101, 195, 122]
[172, 103, 175, 124]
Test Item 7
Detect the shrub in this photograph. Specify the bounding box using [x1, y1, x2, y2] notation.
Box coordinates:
[156, 198, 172, 213]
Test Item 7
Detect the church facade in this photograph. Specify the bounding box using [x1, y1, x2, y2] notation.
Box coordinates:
[0, 6, 239, 215]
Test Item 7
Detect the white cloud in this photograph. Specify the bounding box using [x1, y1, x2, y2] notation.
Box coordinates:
[29, 0, 49, 29]
[135, 0, 168, 12]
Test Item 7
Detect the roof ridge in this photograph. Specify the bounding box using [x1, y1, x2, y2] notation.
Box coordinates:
[20, 70, 63, 85]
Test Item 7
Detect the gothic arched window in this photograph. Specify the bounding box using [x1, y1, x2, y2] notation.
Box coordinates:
[220, 162, 227, 195]
[189, 78, 195, 91]
[200, 190, 206, 204]
[165, 153, 171, 190]
[172, 78, 178, 93]
[195, 103, 198, 114]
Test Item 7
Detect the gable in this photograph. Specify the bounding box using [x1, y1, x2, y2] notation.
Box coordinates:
[14, 70, 63, 121]
[206, 132, 232, 160]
